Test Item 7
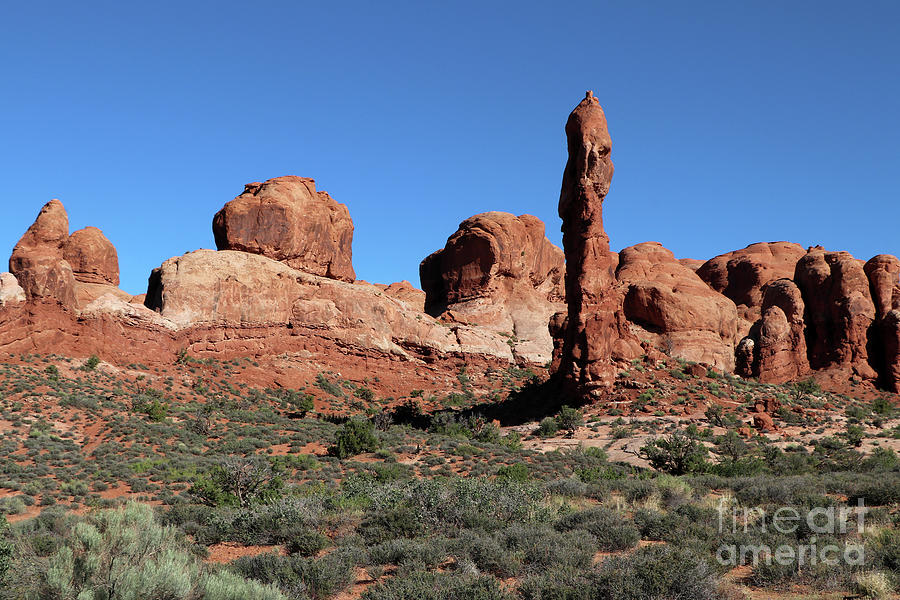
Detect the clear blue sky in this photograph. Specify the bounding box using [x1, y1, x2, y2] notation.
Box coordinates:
[3, 1, 899, 294]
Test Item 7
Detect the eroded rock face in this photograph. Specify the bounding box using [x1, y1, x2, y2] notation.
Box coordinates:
[882, 310, 900, 393]
[864, 255, 900, 319]
[0, 273, 26, 307]
[63, 227, 119, 286]
[616, 242, 739, 371]
[145, 249, 516, 360]
[213, 176, 355, 282]
[420, 212, 565, 363]
[552, 92, 634, 393]
[794, 248, 876, 378]
[697, 242, 806, 323]
[374, 281, 427, 312]
[9, 199, 76, 307]
[740, 279, 809, 382]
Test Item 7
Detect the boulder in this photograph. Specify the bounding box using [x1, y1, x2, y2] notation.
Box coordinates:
[420, 211, 565, 364]
[63, 226, 119, 285]
[0, 273, 26, 307]
[212, 176, 355, 282]
[794, 248, 876, 378]
[697, 242, 805, 323]
[551, 92, 635, 394]
[8, 199, 76, 307]
[616, 242, 739, 371]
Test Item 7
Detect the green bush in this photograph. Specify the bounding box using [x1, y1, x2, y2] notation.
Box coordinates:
[496, 463, 530, 482]
[536, 417, 559, 438]
[330, 419, 379, 459]
[593, 544, 723, 600]
[640, 430, 709, 475]
[361, 571, 512, 600]
[555, 507, 639, 551]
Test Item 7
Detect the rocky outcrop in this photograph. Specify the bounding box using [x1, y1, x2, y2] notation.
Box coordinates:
[864, 255, 900, 391]
[739, 279, 809, 382]
[697, 242, 806, 324]
[794, 248, 876, 378]
[420, 212, 565, 363]
[374, 281, 426, 312]
[616, 242, 739, 371]
[0, 273, 25, 307]
[551, 92, 635, 394]
[9, 200, 77, 308]
[213, 176, 355, 282]
[63, 226, 119, 286]
[146, 249, 516, 360]
[679, 258, 705, 271]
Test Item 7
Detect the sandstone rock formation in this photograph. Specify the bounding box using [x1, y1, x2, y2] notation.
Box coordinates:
[9, 199, 76, 307]
[374, 281, 426, 312]
[64, 226, 119, 286]
[678, 258, 705, 271]
[616, 242, 739, 371]
[697, 242, 806, 324]
[420, 211, 565, 363]
[551, 92, 635, 394]
[794, 248, 876, 378]
[738, 279, 809, 382]
[146, 249, 515, 360]
[213, 176, 355, 282]
[864, 255, 900, 391]
[0, 273, 25, 307]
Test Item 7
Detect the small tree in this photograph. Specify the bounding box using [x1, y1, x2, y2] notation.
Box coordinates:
[191, 456, 281, 508]
[640, 430, 709, 475]
[330, 419, 379, 459]
[556, 405, 584, 436]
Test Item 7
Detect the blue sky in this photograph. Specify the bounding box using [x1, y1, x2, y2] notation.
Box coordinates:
[2, 1, 899, 294]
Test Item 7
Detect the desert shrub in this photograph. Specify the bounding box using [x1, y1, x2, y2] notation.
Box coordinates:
[849, 474, 900, 506]
[82, 355, 100, 371]
[191, 456, 282, 508]
[502, 524, 595, 571]
[593, 545, 723, 600]
[0, 516, 10, 585]
[554, 507, 639, 551]
[11, 503, 286, 600]
[517, 566, 595, 600]
[555, 405, 583, 434]
[366, 538, 446, 572]
[854, 571, 895, 600]
[451, 531, 521, 577]
[867, 529, 900, 575]
[536, 417, 559, 438]
[496, 463, 530, 482]
[286, 529, 330, 557]
[640, 430, 709, 475]
[358, 506, 423, 543]
[330, 419, 379, 459]
[230, 549, 357, 600]
[361, 571, 512, 600]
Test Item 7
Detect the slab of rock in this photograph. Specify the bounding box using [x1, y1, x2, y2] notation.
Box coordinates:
[145, 249, 515, 361]
[421, 211, 565, 364]
[64, 226, 119, 285]
[373, 281, 427, 312]
[212, 176, 355, 282]
[752, 279, 810, 383]
[617, 242, 739, 372]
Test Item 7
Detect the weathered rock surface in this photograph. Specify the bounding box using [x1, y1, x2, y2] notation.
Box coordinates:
[213, 176, 355, 282]
[616, 242, 739, 371]
[64, 226, 119, 286]
[0, 273, 26, 307]
[8, 199, 76, 307]
[678, 258, 705, 271]
[374, 281, 426, 312]
[881, 310, 900, 393]
[864, 255, 900, 319]
[739, 279, 809, 382]
[697, 242, 806, 323]
[551, 92, 635, 394]
[146, 249, 515, 360]
[864, 255, 900, 391]
[794, 248, 876, 378]
[421, 211, 565, 364]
